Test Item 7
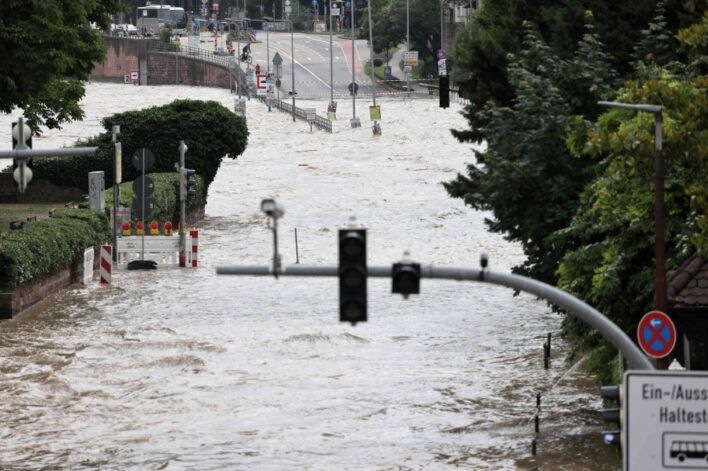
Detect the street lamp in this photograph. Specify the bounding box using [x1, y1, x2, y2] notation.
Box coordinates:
[598, 101, 667, 366]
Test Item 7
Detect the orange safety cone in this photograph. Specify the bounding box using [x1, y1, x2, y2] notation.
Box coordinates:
[136, 220, 144, 235]
[150, 220, 159, 235]
[164, 221, 173, 236]
[121, 221, 131, 236]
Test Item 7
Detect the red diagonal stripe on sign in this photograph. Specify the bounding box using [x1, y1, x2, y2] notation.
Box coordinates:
[646, 321, 668, 349]
[101, 257, 111, 272]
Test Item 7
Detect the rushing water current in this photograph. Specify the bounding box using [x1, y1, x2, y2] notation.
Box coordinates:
[0, 84, 619, 470]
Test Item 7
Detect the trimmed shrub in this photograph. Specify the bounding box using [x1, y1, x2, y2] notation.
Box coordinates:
[31, 99, 248, 195]
[0, 209, 110, 290]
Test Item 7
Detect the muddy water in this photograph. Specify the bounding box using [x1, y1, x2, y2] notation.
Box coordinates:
[0, 84, 619, 470]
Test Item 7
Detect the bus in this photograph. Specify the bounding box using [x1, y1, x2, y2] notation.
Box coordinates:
[136, 3, 188, 36]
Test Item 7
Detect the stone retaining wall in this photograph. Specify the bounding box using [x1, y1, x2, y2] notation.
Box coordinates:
[0, 251, 94, 319]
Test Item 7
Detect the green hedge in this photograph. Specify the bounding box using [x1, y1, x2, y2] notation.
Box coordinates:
[30, 99, 248, 195]
[0, 209, 110, 290]
[105, 172, 205, 223]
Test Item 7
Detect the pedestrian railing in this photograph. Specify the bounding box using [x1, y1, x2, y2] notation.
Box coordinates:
[148, 40, 238, 69]
[255, 96, 332, 133]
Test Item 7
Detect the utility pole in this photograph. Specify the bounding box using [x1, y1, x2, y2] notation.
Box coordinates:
[112, 125, 121, 259]
[367, 0, 375, 106]
[329, 1, 334, 105]
[440, 0, 443, 53]
[266, 17, 270, 74]
[178, 141, 188, 268]
[351, 0, 356, 120]
[291, 20, 296, 121]
[406, 0, 410, 94]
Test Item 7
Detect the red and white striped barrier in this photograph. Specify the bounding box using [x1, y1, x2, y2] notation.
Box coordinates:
[190, 230, 198, 267]
[100, 245, 112, 284]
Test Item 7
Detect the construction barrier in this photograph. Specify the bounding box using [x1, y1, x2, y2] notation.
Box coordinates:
[190, 230, 199, 267]
[100, 245, 112, 284]
[116, 233, 198, 268]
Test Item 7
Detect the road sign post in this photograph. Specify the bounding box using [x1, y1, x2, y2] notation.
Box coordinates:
[624, 370, 708, 470]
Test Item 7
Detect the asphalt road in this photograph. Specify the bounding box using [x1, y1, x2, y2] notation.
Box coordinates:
[247, 32, 393, 100]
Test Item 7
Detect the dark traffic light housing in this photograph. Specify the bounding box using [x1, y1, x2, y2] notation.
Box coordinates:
[392, 263, 420, 298]
[600, 385, 622, 446]
[185, 168, 196, 196]
[439, 75, 450, 109]
[11, 121, 32, 150]
[339, 229, 367, 325]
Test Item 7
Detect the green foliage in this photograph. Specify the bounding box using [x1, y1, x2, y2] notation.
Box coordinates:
[450, 0, 700, 143]
[0, 209, 110, 290]
[31, 100, 249, 195]
[105, 172, 205, 223]
[556, 15, 708, 335]
[362, 0, 442, 75]
[632, 1, 675, 69]
[445, 18, 616, 283]
[0, 0, 122, 131]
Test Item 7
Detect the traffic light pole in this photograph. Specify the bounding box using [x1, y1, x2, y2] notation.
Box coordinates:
[2, 116, 99, 194]
[216, 262, 655, 371]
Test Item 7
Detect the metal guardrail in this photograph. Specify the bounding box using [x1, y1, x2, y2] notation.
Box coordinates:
[255, 96, 332, 133]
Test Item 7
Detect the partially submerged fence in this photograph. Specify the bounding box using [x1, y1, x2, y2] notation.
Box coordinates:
[254, 96, 332, 133]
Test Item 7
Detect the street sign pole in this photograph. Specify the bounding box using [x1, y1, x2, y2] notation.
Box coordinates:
[406, 0, 410, 95]
[329, 2, 334, 105]
[141, 149, 146, 261]
[112, 125, 121, 260]
[179, 141, 187, 268]
[351, 0, 356, 121]
[291, 20, 296, 122]
[367, 0, 375, 107]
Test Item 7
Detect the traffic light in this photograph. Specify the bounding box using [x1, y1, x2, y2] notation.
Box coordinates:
[11, 120, 33, 193]
[439, 75, 450, 109]
[12, 121, 32, 150]
[180, 168, 196, 200]
[600, 384, 622, 446]
[339, 229, 367, 325]
[185, 169, 196, 197]
[392, 263, 420, 298]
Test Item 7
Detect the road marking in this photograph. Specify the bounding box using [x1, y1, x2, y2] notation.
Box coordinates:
[270, 45, 332, 90]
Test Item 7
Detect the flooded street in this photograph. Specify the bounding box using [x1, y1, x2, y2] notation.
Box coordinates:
[0, 84, 619, 469]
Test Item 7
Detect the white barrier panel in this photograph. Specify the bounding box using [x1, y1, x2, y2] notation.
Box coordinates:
[117, 235, 190, 268]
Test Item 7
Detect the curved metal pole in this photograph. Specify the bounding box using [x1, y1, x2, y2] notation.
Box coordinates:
[216, 263, 654, 370]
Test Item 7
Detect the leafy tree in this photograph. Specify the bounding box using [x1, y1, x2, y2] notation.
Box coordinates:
[362, 0, 443, 74]
[0, 0, 122, 131]
[556, 13, 708, 334]
[450, 0, 700, 143]
[445, 14, 618, 283]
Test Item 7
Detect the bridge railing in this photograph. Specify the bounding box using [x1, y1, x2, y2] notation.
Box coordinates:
[148, 40, 237, 69]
